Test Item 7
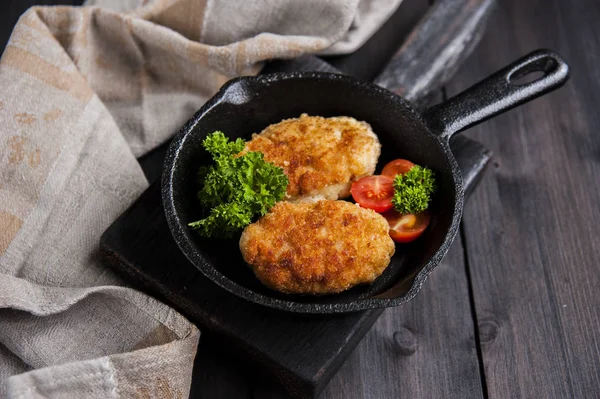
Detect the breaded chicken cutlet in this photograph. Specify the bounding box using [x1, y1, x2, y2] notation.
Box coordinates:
[243, 114, 381, 202]
[239, 200, 395, 294]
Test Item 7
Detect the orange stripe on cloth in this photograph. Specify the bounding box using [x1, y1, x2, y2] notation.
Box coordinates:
[19, 9, 51, 34]
[1, 46, 93, 103]
[0, 211, 23, 256]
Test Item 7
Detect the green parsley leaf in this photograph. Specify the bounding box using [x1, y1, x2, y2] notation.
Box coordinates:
[202, 131, 245, 158]
[392, 165, 436, 214]
[188, 132, 289, 238]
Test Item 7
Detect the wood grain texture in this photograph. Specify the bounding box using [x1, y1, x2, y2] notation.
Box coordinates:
[374, 0, 496, 106]
[446, 0, 600, 397]
[321, 233, 484, 399]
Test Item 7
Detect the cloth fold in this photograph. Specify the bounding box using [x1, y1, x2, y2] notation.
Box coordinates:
[0, 0, 401, 397]
[2, 276, 199, 399]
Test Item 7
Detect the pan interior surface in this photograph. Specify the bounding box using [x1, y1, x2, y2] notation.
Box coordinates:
[164, 74, 460, 312]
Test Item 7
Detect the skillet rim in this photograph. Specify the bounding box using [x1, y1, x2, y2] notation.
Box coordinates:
[161, 71, 464, 314]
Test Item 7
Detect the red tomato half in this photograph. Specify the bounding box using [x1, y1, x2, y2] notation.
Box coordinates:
[383, 210, 431, 243]
[351, 175, 394, 213]
[382, 159, 415, 178]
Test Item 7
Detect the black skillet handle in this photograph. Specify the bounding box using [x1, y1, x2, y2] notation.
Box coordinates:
[422, 49, 570, 140]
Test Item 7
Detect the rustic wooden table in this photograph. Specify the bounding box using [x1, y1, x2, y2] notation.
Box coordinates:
[2, 0, 599, 398]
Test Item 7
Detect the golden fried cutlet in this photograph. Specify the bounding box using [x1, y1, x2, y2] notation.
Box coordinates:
[243, 114, 381, 202]
[239, 200, 395, 294]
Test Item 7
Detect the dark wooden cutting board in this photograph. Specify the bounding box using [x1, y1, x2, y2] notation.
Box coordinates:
[99, 0, 495, 397]
[100, 136, 490, 398]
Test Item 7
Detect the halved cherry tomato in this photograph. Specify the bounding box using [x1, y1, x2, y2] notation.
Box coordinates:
[382, 159, 415, 178]
[382, 210, 431, 243]
[351, 175, 394, 213]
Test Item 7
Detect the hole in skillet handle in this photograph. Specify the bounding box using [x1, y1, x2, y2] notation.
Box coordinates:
[509, 70, 546, 86]
[507, 55, 558, 86]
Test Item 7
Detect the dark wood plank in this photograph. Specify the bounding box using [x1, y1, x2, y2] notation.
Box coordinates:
[321, 234, 482, 398]
[446, 0, 600, 397]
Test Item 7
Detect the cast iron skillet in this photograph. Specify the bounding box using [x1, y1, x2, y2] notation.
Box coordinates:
[162, 49, 569, 314]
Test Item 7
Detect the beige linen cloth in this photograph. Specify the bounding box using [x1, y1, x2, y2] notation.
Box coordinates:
[0, 0, 401, 397]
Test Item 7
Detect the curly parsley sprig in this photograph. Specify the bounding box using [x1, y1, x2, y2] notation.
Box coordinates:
[188, 132, 288, 238]
[391, 165, 436, 214]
